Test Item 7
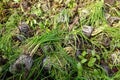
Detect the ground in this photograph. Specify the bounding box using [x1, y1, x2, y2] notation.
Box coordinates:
[0, 0, 120, 80]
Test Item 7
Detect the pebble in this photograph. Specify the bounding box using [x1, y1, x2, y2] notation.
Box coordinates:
[18, 22, 30, 37]
[9, 54, 33, 74]
[82, 25, 93, 37]
[42, 56, 52, 70]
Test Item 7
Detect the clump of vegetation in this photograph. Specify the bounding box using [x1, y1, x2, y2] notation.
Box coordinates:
[0, 0, 120, 80]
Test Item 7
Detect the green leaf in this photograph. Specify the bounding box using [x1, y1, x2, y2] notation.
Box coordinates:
[13, 0, 20, 3]
[3, 0, 9, 2]
[82, 51, 87, 57]
[91, 50, 95, 57]
[78, 55, 84, 60]
[77, 62, 83, 76]
[81, 59, 87, 64]
[88, 57, 96, 67]
[93, 69, 99, 76]
[95, 54, 100, 61]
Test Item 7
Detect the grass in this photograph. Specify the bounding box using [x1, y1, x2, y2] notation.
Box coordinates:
[0, 0, 120, 80]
